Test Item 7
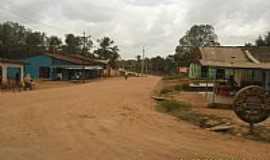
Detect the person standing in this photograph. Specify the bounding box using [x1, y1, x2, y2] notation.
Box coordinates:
[124, 72, 128, 80]
[15, 72, 20, 91]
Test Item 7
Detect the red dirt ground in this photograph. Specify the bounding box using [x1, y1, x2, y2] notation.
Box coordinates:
[0, 76, 270, 160]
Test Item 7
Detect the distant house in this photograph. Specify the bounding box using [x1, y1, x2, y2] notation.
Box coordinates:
[24, 53, 109, 81]
[189, 47, 270, 90]
[0, 58, 25, 84]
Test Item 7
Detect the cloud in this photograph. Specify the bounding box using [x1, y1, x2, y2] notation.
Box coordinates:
[0, 0, 270, 58]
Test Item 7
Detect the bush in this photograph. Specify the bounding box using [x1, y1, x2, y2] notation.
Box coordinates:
[174, 84, 183, 91]
[174, 83, 190, 91]
[160, 88, 173, 95]
[162, 74, 187, 80]
[157, 100, 191, 113]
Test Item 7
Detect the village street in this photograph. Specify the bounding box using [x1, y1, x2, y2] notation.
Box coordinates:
[0, 76, 270, 160]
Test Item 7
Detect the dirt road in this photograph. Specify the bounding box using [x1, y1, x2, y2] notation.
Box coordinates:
[0, 76, 270, 160]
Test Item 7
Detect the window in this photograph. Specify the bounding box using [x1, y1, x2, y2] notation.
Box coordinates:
[201, 66, 208, 78]
[216, 69, 225, 80]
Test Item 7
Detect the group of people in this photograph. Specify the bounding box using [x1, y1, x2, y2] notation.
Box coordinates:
[13, 73, 33, 90]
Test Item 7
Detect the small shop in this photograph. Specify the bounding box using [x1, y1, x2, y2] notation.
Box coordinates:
[24, 53, 108, 81]
[189, 47, 270, 104]
[0, 58, 24, 85]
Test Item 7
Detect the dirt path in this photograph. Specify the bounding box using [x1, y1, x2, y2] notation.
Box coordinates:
[0, 76, 270, 160]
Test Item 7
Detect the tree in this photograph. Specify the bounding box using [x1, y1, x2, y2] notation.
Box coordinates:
[164, 55, 177, 74]
[47, 36, 62, 53]
[25, 31, 47, 54]
[63, 34, 82, 54]
[264, 32, 270, 46]
[175, 24, 220, 66]
[0, 22, 27, 56]
[81, 34, 94, 56]
[135, 55, 142, 72]
[150, 56, 166, 74]
[245, 42, 254, 47]
[94, 37, 120, 68]
[255, 35, 266, 47]
[248, 32, 270, 47]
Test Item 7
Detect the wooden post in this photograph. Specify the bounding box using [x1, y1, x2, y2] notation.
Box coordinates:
[249, 123, 254, 134]
[2, 64, 7, 84]
[20, 66, 24, 83]
[212, 79, 216, 104]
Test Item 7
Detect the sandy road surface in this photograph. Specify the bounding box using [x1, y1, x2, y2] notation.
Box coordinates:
[0, 76, 270, 160]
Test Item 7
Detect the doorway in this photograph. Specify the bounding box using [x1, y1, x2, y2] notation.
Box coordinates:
[39, 67, 50, 79]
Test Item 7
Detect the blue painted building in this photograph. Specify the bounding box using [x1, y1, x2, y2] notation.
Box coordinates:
[24, 53, 108, 80]
[0, 58, 25, 84]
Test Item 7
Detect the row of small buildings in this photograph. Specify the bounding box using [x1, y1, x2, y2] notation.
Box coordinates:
[189, 47, 270, 90]
[0, 53, 110, 85]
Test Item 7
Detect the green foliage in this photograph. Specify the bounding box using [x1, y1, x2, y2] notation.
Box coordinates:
[156, 100, 191, 113]
[174, 84, 183, 91]
[94, 37, 120, 68]
[175, 24, 220, 66]
[160, 88, 173, 95]
[63, 34, 83, 54]
[47, 36, 62, 53]
[162, 74, 186, 80]
[0, 21, 114, 59]
[0, 21, 47, 57]
[249, 32, 270, 47]
[247, 32, 270, 47]
[156, 100, 219, 127]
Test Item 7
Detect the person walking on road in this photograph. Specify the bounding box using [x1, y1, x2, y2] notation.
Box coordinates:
[124, 72, 128, 80]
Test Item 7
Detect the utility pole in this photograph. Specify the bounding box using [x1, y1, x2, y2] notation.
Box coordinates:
[81, 31, 90, 83]
[141, 46, 145, 74]
[82, 31, 87, 55]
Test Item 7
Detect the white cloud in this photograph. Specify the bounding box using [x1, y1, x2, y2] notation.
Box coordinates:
[0, 0, 270, 58]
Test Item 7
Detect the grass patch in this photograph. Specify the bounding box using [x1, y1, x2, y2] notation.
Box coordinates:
[174, 83, 190, 91]
[156, 100, 191, 113]
[160, 88, 173, 95]
[162, 74, 187, 80]
[156, 100, 230, 128]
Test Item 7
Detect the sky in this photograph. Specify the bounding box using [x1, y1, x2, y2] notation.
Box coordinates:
[0, 0, 270, 59]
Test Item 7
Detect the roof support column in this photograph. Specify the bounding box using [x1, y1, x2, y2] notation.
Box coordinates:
[1, 64, 7, 84]
[20, 65, 24, 83]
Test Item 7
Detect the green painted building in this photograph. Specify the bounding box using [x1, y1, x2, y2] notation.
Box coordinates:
[189, 47, 270, 90]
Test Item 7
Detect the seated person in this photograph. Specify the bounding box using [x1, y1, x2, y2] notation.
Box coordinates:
[24, 74, 33, 90]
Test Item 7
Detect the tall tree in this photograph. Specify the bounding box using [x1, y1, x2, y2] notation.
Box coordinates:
[264, 32, 270, 46]
[94, 37, 120, 68]
[175, 24, 220, 66]
[81, 34, 94, 56]
[255, 35, 266, 47]
[25, 31, 46, 54]
[63, 34, 82, 54]
[47, 36, 62, 53]
[0, 22, 27, 56]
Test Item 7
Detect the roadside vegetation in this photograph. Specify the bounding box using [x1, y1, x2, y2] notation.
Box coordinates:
[154, 76, 270, 143]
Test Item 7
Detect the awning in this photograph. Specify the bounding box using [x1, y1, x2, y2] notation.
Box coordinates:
[52, 65, 104, 70]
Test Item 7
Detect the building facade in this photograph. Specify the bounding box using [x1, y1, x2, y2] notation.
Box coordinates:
[24, 53, 108, 81]
[189, 47, 270, 90]
[0, 58, 24, 84]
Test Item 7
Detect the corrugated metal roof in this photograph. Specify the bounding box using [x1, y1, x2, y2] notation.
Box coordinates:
[246, 48, 270, 63]
[0, 58, 25, 65]
[52, 65, 104, 70]
[199, 47, 250, 63]
[44, 53, 109, 65]
[197, 47, 270, 70]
